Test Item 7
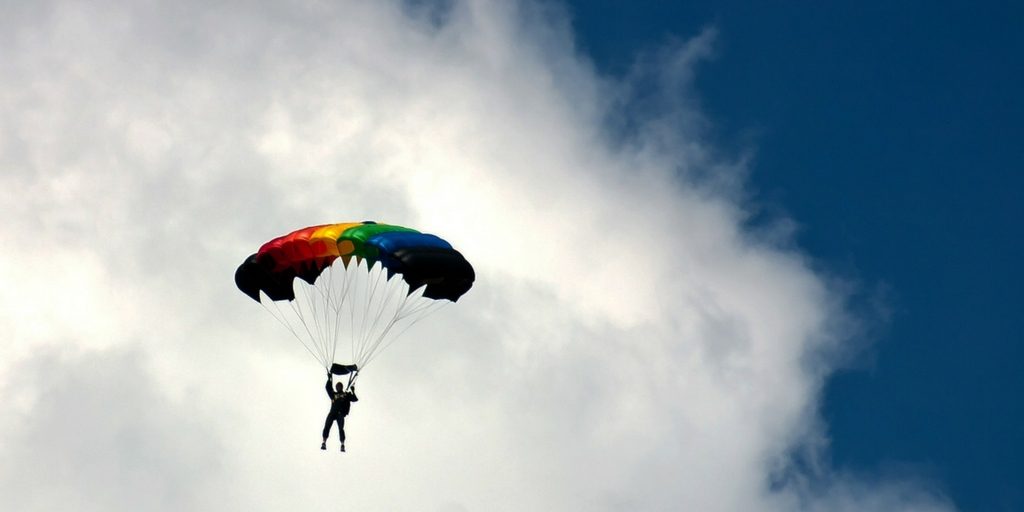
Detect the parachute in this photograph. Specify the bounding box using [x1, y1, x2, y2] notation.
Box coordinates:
[234, 221, 474, 385]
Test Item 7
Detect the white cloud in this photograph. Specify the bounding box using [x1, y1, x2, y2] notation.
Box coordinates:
[0, 0, 953, 510]
[0, 347, 225, 511]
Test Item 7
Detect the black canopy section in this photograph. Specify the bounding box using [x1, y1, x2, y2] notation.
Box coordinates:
[393, 248, 475, 301]
[234, 253, 297, 302]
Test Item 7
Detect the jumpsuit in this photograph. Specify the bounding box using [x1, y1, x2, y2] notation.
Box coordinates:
[323, 377, 358, 442]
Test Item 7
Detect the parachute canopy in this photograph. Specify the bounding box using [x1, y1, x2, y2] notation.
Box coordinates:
[234, 221, 474, 377]
[235, 221, 475, 304]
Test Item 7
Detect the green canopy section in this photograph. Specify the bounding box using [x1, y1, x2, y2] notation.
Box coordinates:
[339, 223, 418, 260]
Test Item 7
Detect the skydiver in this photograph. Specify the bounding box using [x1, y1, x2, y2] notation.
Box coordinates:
[321, 369, 358, 452]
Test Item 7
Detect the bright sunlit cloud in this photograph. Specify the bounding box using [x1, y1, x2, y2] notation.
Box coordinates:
[0, 1, 953, 511]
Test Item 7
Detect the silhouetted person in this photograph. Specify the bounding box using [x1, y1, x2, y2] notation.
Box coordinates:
[321, 371, 358, 452]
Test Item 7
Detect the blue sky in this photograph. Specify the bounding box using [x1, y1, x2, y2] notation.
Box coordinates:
[565, 1, 1023, 510]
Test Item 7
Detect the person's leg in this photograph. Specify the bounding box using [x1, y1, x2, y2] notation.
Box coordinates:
[338, 417, 346, 451]
[321, 414, 334, 449]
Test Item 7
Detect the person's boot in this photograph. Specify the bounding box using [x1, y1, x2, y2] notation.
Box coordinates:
[320, 442, 327, 450]
[340, 444, 346, 452]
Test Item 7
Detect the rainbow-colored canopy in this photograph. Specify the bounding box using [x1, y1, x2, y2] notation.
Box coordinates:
[235, 221, 475, 303]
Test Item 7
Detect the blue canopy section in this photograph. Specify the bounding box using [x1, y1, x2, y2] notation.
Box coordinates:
[368, 232, 453, 254]
[367, 232, 454, 276]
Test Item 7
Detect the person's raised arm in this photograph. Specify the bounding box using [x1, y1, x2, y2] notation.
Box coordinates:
[349, 386, 358, 402]
[325, 371, 335, 399]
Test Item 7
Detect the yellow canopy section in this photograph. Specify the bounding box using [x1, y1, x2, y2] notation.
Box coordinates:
[310, 222, 363, 257]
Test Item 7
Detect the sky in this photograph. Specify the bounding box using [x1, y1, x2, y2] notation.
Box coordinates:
[561, 2, 1024, 510]
[0, 0, 1017, 511]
